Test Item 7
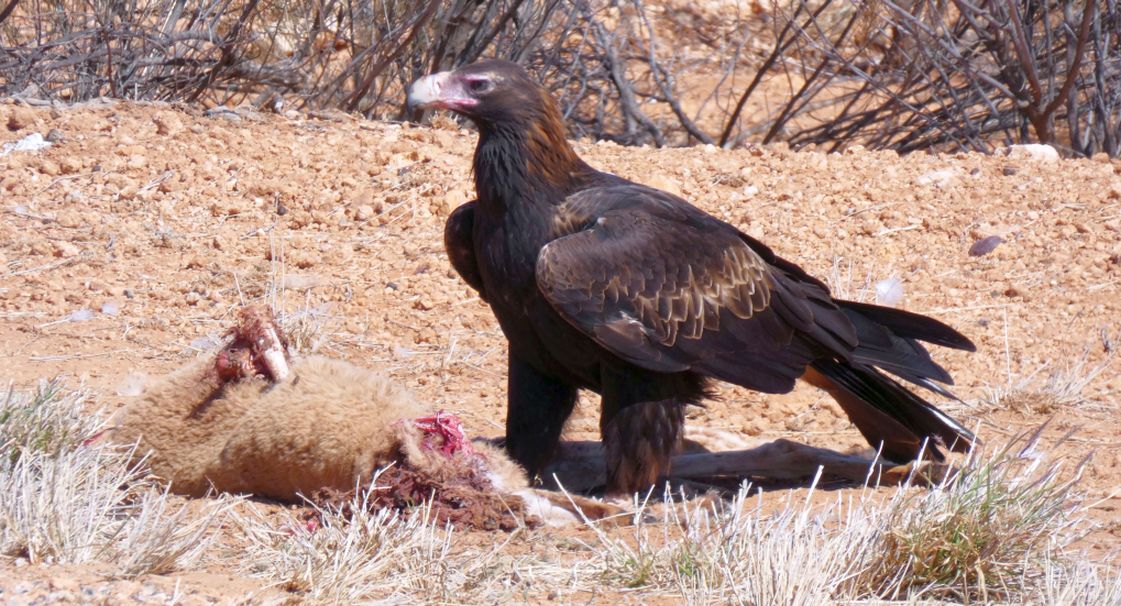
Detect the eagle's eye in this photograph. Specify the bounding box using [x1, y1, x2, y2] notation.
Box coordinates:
[467, 77, 493, 94]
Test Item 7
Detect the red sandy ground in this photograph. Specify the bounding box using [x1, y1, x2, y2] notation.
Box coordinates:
[1, 99, 1118, 602]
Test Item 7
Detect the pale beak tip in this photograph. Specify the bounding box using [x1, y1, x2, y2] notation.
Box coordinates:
[407, 73, 446, 114]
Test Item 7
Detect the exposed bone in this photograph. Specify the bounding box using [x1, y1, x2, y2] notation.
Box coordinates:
[257, 325, 290, 382]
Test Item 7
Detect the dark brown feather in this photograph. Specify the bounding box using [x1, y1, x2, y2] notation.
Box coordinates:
[444, 200, 486, 302]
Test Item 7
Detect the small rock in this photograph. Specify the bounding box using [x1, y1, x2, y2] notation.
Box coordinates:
[117, 184, 139, 200]
[354, 204, 375, 221]
[127, 154, 147, 169]
[154, 114, 184, 136]
[45, 128, 64, 143]
[438, 189, 467, 216]
[60, 157, 82, 174]
[969, 235, 1004, 257]
[1002, 166, 1018, 176]
[204, 107, 242, 122]
[6, 106, 37, 131]
[1109, 182, 1121, 200]
[645, 174, 682, 197]
[998, 143, 1059, 162]
[915, 168, 958, 188]
[0, 132, 51, 156]
[37, 159, 60, 176]
[52, 240, 80, 258]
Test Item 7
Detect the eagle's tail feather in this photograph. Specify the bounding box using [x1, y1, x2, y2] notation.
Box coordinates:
[804, 361, 974, 462]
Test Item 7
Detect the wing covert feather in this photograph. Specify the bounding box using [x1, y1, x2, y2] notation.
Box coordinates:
[536, 188, 828, 393]
[444, 200, 486, 301]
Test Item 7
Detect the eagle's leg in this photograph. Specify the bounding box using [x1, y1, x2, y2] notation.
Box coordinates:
[504, 352, 578, 484]
[599, 366, 696, 495]
[601, 399, 685, 495]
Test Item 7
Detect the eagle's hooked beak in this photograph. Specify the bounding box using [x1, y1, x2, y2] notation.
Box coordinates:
[407, 71, 478, 114]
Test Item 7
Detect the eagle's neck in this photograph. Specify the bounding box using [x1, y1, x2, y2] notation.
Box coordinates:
[472, 109, 591, 219]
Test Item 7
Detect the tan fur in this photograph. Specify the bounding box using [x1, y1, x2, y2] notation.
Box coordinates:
[470, 440, 529, 492]
[113, 354, 425, 501]
[110, 348, 626, 525]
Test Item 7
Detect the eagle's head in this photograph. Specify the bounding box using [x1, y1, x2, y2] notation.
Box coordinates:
[407, 60, 558, 133]
[408, 60, 588, 197]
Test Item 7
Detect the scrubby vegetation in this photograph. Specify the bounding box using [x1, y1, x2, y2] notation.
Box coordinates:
[2, 0, 1117, 155]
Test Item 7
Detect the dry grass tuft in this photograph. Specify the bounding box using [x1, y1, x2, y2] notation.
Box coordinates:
[0, 379, 100, 459]
[853, 430, 1089, 601]
[575, 430, 1096, 603]
[985, 350, 1114, 415]
[231, 478, 453, 603]
[1038, 556, 1121, 605]
[582, 477, 881, 603]
[0, 380, 233, 575]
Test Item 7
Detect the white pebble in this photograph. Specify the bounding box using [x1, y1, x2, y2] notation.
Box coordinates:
[0, 133, 51, 157]
[875, 275, 905, 306]
[68, 308, 94, 322]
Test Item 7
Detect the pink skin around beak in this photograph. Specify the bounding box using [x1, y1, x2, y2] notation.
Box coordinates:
[407, 71, 478, 113]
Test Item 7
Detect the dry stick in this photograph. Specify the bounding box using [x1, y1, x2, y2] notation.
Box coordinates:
[1006, 0, 1045, 110]
[102, 27, 118, 98]
[793, 0, 1027, 153]
[835, 9, 947, 150]
[1041, 0, 1097, 122]
[510, 0, 564, 64]
[0, 0, 18, 25]
[589, 16, 664, 146]
[188, 0, 261, 103]
[345, 0, 441, 113]
[763, 4, 863, 145]
[1088, 17, 1118, 155]
[461, 0, 528, 65]
[632, 0, 714, 145]
[424, 0, 479, 77]
[718, 0, 831, 147]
